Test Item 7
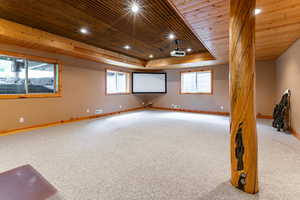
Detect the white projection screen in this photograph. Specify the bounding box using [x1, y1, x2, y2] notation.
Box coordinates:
[132, 72, 167, 94]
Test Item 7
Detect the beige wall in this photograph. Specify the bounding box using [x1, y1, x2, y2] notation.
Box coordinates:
[0, 44, 145, 131]
[0, 43, 278, 132]
[276, 39, 300, 134]
[149, 61, 277, 116]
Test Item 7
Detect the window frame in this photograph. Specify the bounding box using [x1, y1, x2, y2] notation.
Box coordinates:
[0, 50, 62, 99]
[105, 68, 131, 95]
[180, 69, 213, 95]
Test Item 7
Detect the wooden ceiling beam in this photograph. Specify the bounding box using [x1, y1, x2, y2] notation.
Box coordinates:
[0, 19, 146, 69]
[145, 52, 218, 69]
[0, 18, 220, 70]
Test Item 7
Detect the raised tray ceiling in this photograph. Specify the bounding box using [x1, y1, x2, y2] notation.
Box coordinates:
[0, 0, 209, 60]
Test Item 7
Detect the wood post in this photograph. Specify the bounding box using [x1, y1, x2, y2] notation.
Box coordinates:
[229, 0, 258, 194]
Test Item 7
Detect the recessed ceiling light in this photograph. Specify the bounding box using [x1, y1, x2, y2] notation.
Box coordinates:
[187, 48, 192, 52]
[168, 33, 175, 40]
[131, 3, 140, 13]
[254, 8, 262, 15]
[124, 45, 131, 50]
[80, 28, 88, 34]
[149, 54, 154, 58]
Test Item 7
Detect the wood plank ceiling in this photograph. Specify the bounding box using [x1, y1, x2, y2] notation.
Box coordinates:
[169, 0, 300, 62]
[0, 0, 209, 61]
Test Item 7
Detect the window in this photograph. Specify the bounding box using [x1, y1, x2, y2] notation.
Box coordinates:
[181, 70, 212, 94]
[0, 52, 61, 98]
[106, 69, 130, 94]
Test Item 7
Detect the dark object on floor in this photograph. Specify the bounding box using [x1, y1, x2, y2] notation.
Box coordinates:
[0, 165, 60, 200]
[272, 90, 291, 132]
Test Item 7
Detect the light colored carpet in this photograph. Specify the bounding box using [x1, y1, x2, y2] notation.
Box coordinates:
[0, 110, 299, 200]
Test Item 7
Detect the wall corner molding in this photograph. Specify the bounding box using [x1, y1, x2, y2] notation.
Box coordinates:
[291, 128, 300, 140]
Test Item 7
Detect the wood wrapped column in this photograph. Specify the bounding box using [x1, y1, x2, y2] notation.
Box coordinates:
[229, 0, 258, 194]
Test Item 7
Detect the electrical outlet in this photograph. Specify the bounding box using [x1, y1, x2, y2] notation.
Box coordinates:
[119, 105, 122, 109]
[142, 102, 145, 105]
[171, 104, 180, 109]
[86, 108, 90, 113]
[19, 117, 25, 123]
[220, 106, 224, 110]
[95, 109, 103, 114]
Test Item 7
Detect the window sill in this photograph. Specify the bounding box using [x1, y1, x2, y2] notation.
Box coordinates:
[0, 93, 62, 99]
[180, 92, 213, 95]
[106, 92, 131, 96]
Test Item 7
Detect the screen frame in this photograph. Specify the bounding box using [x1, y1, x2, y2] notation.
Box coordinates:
[132, 72, 167, 94]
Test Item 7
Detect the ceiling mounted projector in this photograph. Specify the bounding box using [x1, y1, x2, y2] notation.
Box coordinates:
[170, 50, 186, 57]
[170, 39, 186, 57]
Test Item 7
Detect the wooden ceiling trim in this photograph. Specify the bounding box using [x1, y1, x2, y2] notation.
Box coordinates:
[0, 18, 217, 69]
[0, 18, 145, 69]
[146, 60, 225, 70]
[145, 52, 216, 69]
